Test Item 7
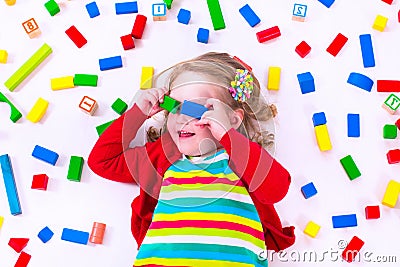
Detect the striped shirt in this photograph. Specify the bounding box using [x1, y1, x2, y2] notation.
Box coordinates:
[133, 149, 268, 267]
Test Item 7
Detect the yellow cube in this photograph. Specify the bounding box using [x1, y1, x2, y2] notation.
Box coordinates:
[51, 76, 75, 90]
[0, 50, 8, 64]
[140, 66, 154, 89]
[382, 180, 400, 208]
[267, 66, 281, 90]
[372, 15, 388, 32]
[304, 221, 320, 238]
[26, 97, 49, 123]
[0, 216, 4, 229]
[314, 124, 332, 151]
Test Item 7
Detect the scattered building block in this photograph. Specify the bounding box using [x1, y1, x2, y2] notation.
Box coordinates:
[131, 14, 147, 39]
[0, 49, 8, 63]
[89, 222, 106, 244]
[317, 0, 335, 8]
[86, 1, 100, 18]
[152, 3, 167, 21]
[292, 4, 307, 22]
[120, 34, 135, 50]
[365, 205, 380, 219]
[303, 221, 320, 238]
[377, 80, 400, 92]
[44, 0, 60, 16]
[381, 0, 393, 4]
[0, 92, 22, 123]
[332, 214, 357, 228]
[181, 100, 208, 120]
[79, 96, 98, 116]
[4, 43, 52, 92]
[206, 0, 225, 30]
[359, 34, 375, 68]
[32, 145, 59, 166]
[38, 226, 54, 243]
[26, 97, 49, 123]
[373, 14, 388, 32]
[14, 251, 31, 267]
[340, 155, 361, 180]
[67, 156, 84, 182]
[0, 216, 3, 229]
[326, 33, 348, 56]
[61, 228, 89, 245]
[96, 120, 115, 136]
[140, 66, 154, 89]
[342, 236, 364, 262]
[177, 8, 191, 24]
[347, 113, 360, 137]
[297, 72, 315, 94]
[301, 182, 317, 199]
[267, 66, 281, 90]
[160, 95, 180, 114]
[73, 74, 98, 86]
[22, 18, 41, 38]
[115, 1, 138, 15]
[239, 4, 261, 27]
[8, 238, 29, 253]
[197, 28, 209, 44]
[65, 26, 87, 48]
[31, 174, 49, 190]
[0, 154, 22, 215]
[163, 0, 173, 9]
[382, 180, 400, 207]
[4, 0, 16, 5]
[295, 41, 311, 58]
[347, 72, 373, 92]
[382, 93, 400, 114]
[396, 118, 400, 130]
[51, 76, 75, 90]
[256, 26, 281, 43]
[314, 124, 332, 151]
[383, 124, 397, 139]
[312, 112, 327, 127]
[111, 98, 128, 115]
[99, 56, 123, 71]
[387, 149, 400, 164]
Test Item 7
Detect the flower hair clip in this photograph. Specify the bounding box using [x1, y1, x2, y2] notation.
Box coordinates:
[228, 69, 254, 102]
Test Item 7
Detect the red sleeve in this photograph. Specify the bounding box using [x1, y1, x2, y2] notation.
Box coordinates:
[219, 128, 291, 204]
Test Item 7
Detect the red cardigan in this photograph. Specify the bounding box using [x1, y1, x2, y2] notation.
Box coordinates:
[88, 104, 295, 252]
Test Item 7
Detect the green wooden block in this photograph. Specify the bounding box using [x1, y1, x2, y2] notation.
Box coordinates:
[159, 95, 180, 114]
[0, 92, 22, 123]
[340, 155, 361, 181]
[111, 98, 128, 115]
[96, 120, 115, 136]
[163, 0, 173, 9]
[73, 74, 98, 87]
[206, 0, 226, 30]
[67, 156, 84, 182]
[383, 124, 397, 139]
[44, 0, 60, 16]
[4, 43, 52, 92]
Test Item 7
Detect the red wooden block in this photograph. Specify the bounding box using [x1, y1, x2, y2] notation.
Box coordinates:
[381, 0, 393, 4]
[15, 251, 31, 267]
[256, 26, 281, 43]
[377, 80, 400, 92]
[365, 205, 380, 219]
[65, 25, 87, 48]
[295, 41, 311, 58]
[31, 174, 49, 190]
[398, 10, 400, 23]
[342, 236, 365, 262]
[396, 118, 400, 130]
[120, 34, 135, 50]
[8, 238, 29, 253]
[131, 14, 147, 39]
[387, 149, 400, 164]
[326, 33, 348, 56]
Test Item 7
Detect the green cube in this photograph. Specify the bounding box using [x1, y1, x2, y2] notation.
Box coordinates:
[160, 95, 180, 114]
[340, 155, 361, 181]
[73, 74, 98, 87]
[44, 0, 60, 16]
[96, 120, 115, 136]
[206, 0, 226, 30]
[67, 156, 84, 182]
[111, 98, 128, 115]
[383, 124, 397, 139]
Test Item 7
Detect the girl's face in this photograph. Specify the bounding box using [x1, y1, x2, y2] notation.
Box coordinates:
[166, 83, 225, 156]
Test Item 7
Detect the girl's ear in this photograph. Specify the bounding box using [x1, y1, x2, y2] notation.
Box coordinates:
[230, 108, 244, 129]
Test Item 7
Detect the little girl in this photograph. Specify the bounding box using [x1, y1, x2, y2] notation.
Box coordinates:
[88, 52, 295, 266]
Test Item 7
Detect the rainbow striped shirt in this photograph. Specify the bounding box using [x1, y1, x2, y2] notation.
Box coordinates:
[133, 149, 268, 267]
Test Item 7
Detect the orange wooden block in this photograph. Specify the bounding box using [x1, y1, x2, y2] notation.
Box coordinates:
[22, 18, 41, 38]
[79, 96, 97, 115]
[89, 222, 106, 244]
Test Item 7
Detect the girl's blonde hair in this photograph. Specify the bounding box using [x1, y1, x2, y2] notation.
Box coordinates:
[147, 52, 277, 148]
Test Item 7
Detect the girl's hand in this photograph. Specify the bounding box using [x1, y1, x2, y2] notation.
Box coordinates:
[135, 87, 169, 117]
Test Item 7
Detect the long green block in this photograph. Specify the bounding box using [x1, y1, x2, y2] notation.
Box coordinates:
[163, 0, 173, 9]
[67, 156, 84, 182]
[160, 95, 180, 114]
[111, 98, 128, 115]
[73, 74, 98, 87]
[96, 120, 115, 136]
[44, 0, 60, 16]
[5, 43, 52, 92]
[383, 124, 397, 139]
[0, 92, 22, 123]
[340, 155, 361, 180]
[206, 0, 226, 30]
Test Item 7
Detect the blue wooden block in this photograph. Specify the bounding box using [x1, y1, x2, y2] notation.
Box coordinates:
[347, 72, 374, 92]
[180, 100, 208, 120]
[177, 8, 191, 24]
[85, 2, 100, 18]
[301, 182, 317, 199]
[61, 228, 89, 245]
[332, 214, 358, 228]
[0, 154, 22, 216]
[359, 34, 375, 68]
[239, 4, 260, 27]
[297, 72, 315, 94]
[38, 226, 54, 243]
[292, 4, 307, 18]
[115, 1, 138, 14]
[152, 3, 166, 17]
[317, 0, 335, 8]
[99, 56, 123, 71]
[347, 113, 360, 137]
[32, 145, 59, 165]
[197, 28, 209, 44]
[312, 112, 327, 127]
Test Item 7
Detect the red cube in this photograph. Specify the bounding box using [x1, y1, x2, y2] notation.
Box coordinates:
[396, 118, 400, 130]
[295, 41, 311, 58]
[31, 174, 49, 190]
[387, 149, 400, 164]
[120, 34, 135, 50]
[365, 205, 380, 219]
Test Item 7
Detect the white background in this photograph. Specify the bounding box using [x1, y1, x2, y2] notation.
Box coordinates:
[1, 0, 400, 266]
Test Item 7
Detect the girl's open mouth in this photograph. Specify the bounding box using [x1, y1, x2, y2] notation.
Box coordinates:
[178, 130, 195, 138]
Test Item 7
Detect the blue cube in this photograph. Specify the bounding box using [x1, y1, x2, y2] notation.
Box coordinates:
[317, 0, 335, 8]
[297, 72, 315, 94]
[38, 226, 54, 243]
[99, 56, 123, 71]
[301, 182, 317, 199]
[312, 112, 327, 127]
[86, 2, 100, 18]
[239, 4, 260, 27]
[32, 145, 59, 166]
[347, 113, 360, 137]
[115, 1, 138, 15]
[180, 100, 208, 120]
[332, 214, 358, 228]
[177, 8, 191, 24]
[197, 28, 209, 44]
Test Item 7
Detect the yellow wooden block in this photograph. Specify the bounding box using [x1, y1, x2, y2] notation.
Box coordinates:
[382, 180, 400, 208]
[51, 76, 74, 90]
[304, 221, 320, 238]
[140, 66, 154, 89]
[314, 124, 332, 151]
[0, 216, 3, 229]
[372, 15, 388, 32]
[267, 66, 281, 90]
[0, 50, 8, 63]
[26, 97, 49, 123]
[4, 0, 16, 5]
